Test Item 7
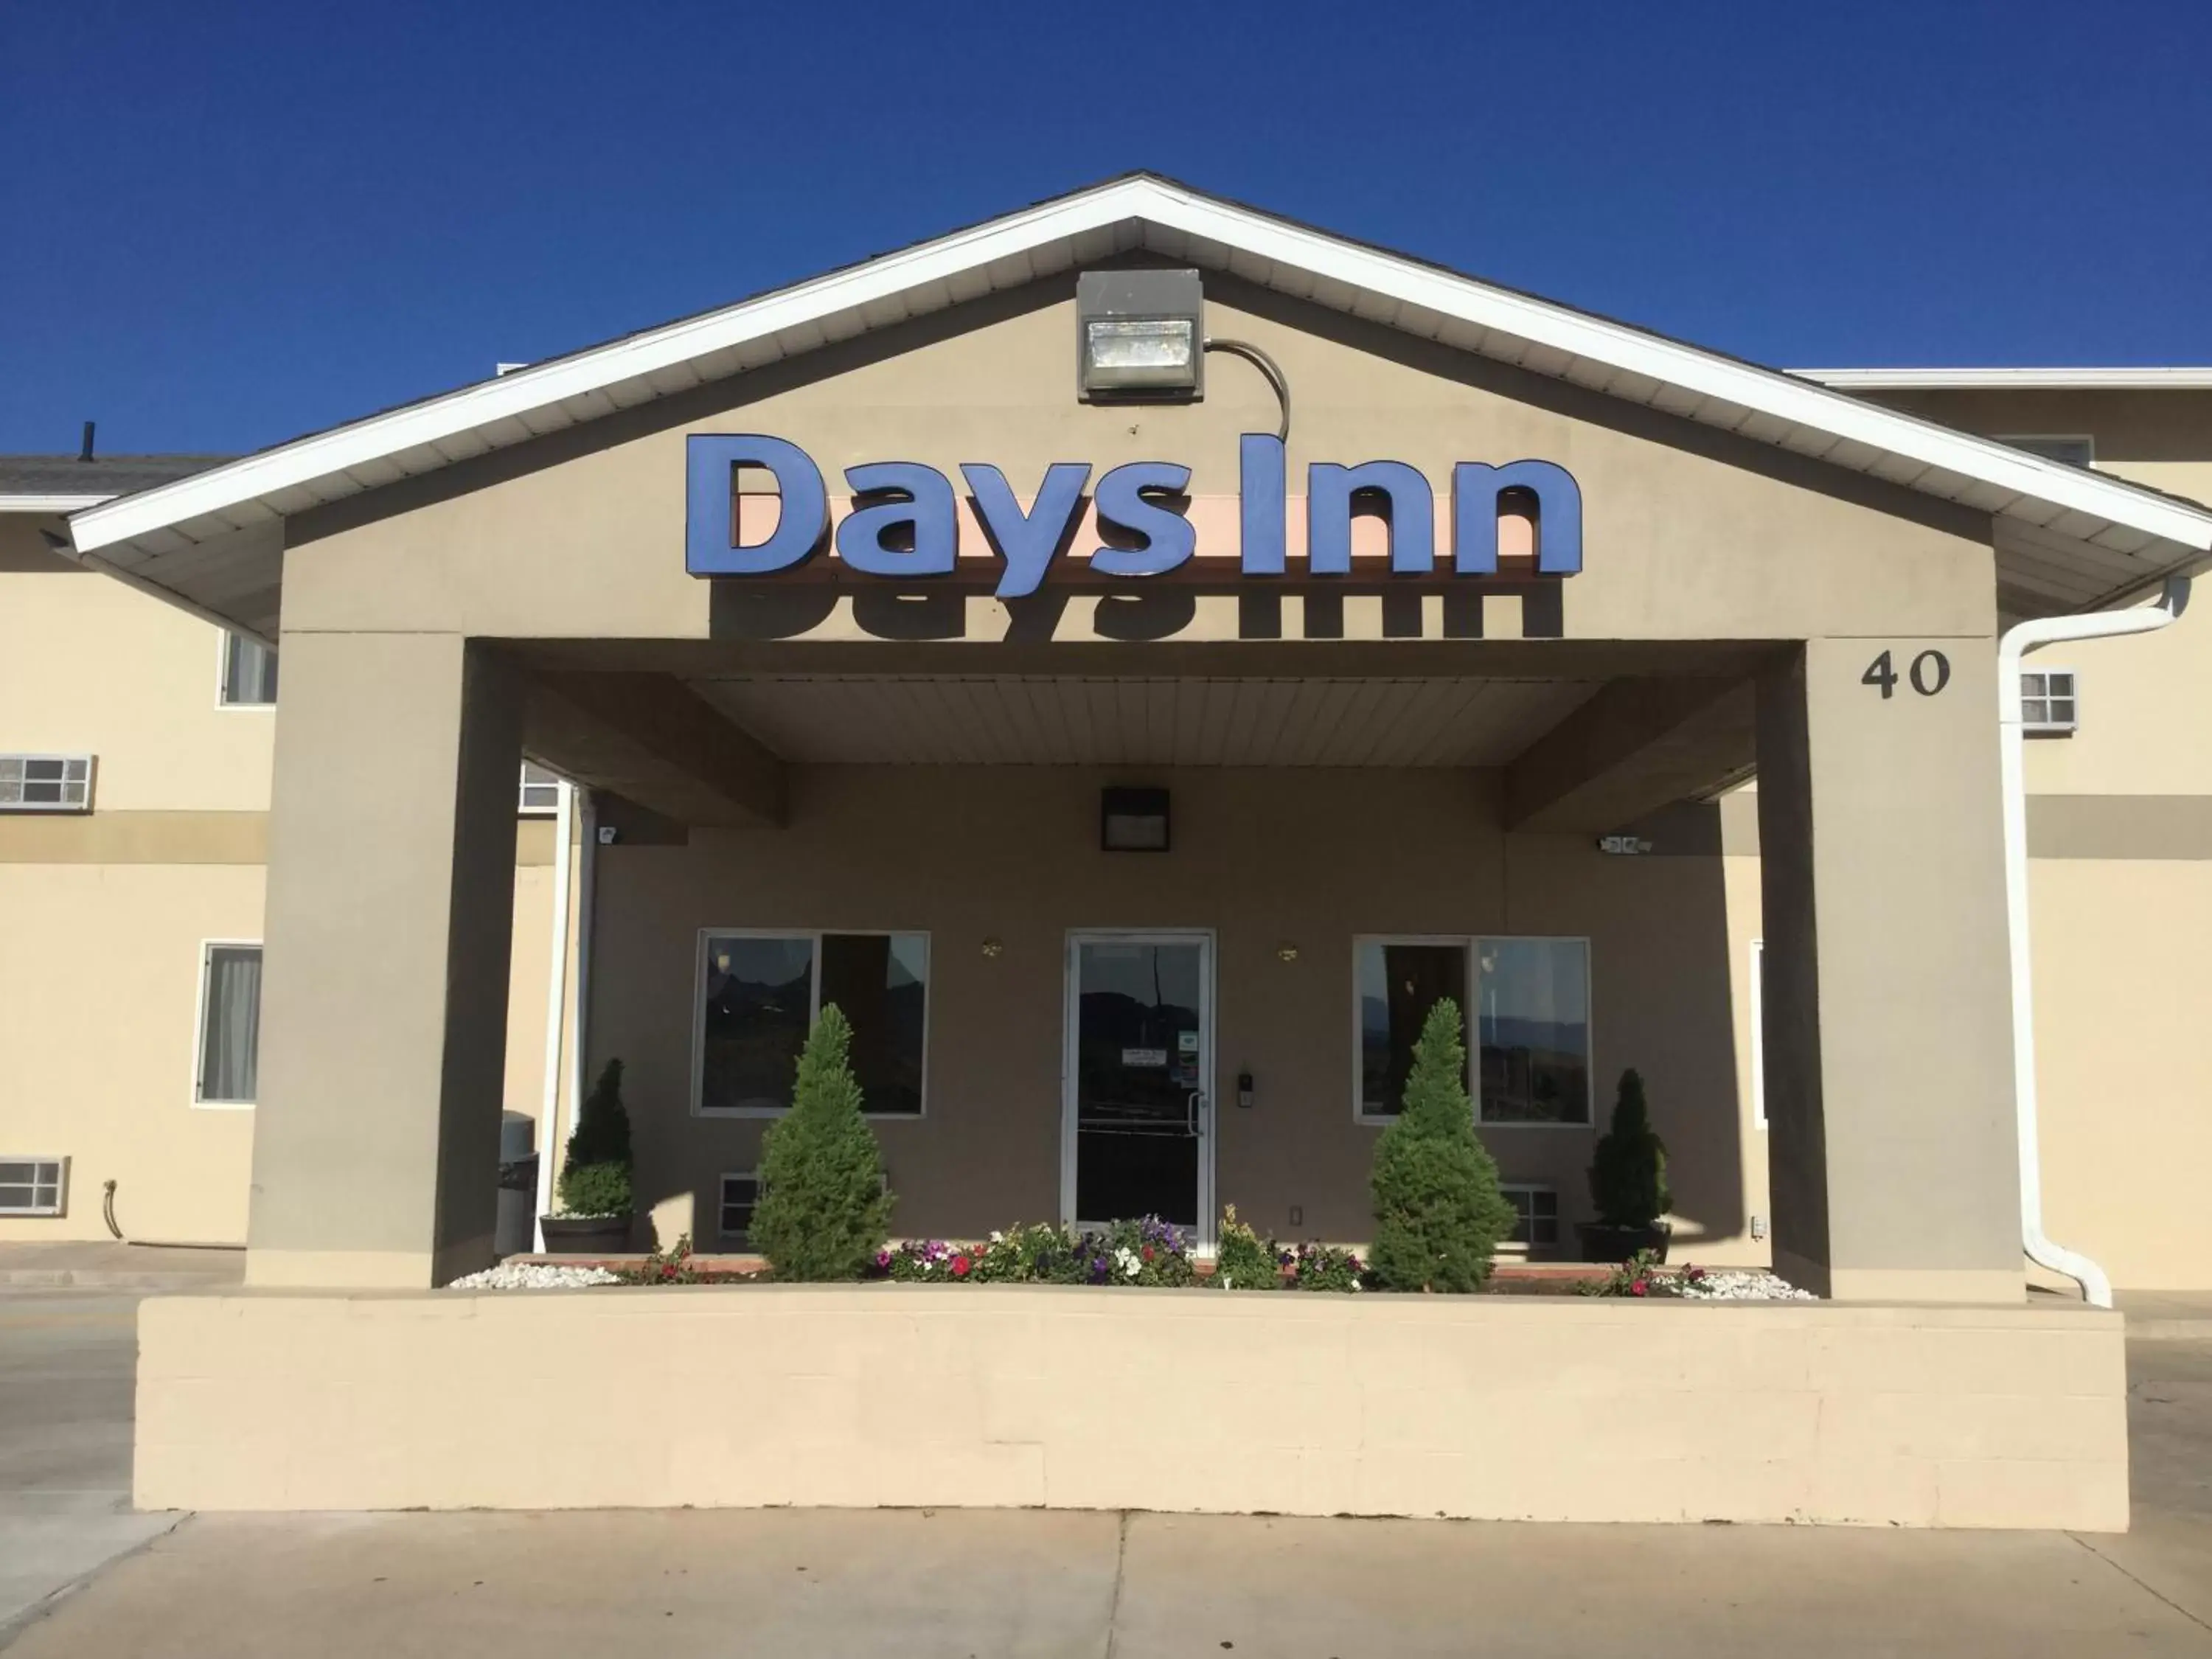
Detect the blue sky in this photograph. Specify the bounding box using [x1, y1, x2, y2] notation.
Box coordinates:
[4, 0, 2208, 455]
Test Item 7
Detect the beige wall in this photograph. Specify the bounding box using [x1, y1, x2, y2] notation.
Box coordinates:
[0, 862, 262, 1244]
[1840, 388, 2212, 1290]
[282, 275, 1995, 647]
[590, 765, 1757, 1263]
[0, 512, 569, 1242]
[0, 846, 564, 1245]
[0, 517, 274, 813]
[134, 1287, 2129, 1529]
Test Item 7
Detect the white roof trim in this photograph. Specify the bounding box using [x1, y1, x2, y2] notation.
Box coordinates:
[1798, 367, 2212, 391]
[71, 175, 2212, 560]
[1, 493, 114, 513]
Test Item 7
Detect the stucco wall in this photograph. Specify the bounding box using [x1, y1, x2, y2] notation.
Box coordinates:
[0, 852, 564, 1243]
[280, 274, 1995, 647]
[0, 517, 274, 813]
[134, 1287, 2129, 1529]
[588, 765, 1756, 1261]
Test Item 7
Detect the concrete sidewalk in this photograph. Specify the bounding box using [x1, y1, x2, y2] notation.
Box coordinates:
[0, 1294, 179, 1647]
[0, 1244, 242, 1293]
[6, 1506, 2211, 1658]
[2121, 1290, 2212, 1341]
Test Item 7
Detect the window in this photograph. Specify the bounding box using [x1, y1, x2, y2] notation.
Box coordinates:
[1995, 434, 2095, 469]
[518, 762, 563, 815]
[1501, 1184, 1559, 1251]
[218, 633, 278, 706]
[2021, 669, 2079, 734]
[0, 1158, 66, 1217]
[718, 1172, 760, 1247]
[0, 754, 93, 812]
[195, 943, 263, 1105]
[1356, 936, 1591, 1124]
[698, 931, 928, 1116]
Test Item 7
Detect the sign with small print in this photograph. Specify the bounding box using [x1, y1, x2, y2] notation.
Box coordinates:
[1121, 1047, 1168, 1068]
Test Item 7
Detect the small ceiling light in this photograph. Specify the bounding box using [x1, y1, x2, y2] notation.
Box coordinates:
[1101, 786, 1170, 852]
[981, 938, 1005, 958]
[1077, 270, 1203, 403]
[1276, 944, 1299, 963]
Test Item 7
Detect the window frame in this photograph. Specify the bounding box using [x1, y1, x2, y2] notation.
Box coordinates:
[1498, 1182, 1561, 1253]
[518, 761, 563, 816]
[0, 753, 95, 814]
[717, 1169, 762, 1248]
[690, 927, 932, 1121]
[192, 938, 264, 1109]
[215, 631, 278, 709]
[0, 1156, 69, 1217]
[2020, 668, 2079, 736]
[1351, 933, 1594, 1128]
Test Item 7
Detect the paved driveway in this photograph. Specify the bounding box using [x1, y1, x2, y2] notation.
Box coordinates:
[1, 1291, 2208, 1657]
[0, 1294, 177, 1644]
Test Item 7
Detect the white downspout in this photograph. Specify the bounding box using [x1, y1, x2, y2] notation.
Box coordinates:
[531, 779, 576, 1250]
[2000, 576, 2191, 1308]
[565, 790, 599, 1192]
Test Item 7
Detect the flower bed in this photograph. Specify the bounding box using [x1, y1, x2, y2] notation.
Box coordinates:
[1579, 1249, 1816, 1301]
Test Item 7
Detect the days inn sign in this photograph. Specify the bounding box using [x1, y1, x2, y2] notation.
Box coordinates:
[686, 433, 1582, 599]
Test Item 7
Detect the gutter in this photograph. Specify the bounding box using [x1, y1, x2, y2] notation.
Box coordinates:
[1999, 576, 2193, 1307]
[530, 779, 577, 1250]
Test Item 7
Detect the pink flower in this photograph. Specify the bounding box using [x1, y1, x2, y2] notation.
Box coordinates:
[1630, 1279, 1649, 1297]
[950, 1254, 971, 1279]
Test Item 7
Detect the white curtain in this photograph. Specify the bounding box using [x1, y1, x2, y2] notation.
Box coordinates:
[201, 946, 262, 1102]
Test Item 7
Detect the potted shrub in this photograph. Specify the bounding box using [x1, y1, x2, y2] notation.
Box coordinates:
[1580, 1068, 1671, 1263]
[1368, 998, 1516, 1292]
[542, 1058, 636, 1254]
[749, 1006, 895, 1280]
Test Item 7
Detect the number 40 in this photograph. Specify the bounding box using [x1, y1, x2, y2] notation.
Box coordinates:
[1862, 648, 1950, 699]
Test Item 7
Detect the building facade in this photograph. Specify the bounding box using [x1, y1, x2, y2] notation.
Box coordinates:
[8, 178, 2211, 1295]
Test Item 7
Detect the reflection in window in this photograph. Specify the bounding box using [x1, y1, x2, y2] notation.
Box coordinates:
[1356, 936, 1592, 1124]
[699, 932, 928, 1115]
[220, 633, 278, 706]
[1357, 942, 1467, 1117]
[1476, 938, 1590, 1124]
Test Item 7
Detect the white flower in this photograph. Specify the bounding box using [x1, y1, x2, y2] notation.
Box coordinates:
[990, 1231, 1005, 1244]
[1114, 1246, 1141, 1279]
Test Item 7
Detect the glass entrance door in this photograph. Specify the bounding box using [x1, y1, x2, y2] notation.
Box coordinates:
[1063, 933, 1211, 1240]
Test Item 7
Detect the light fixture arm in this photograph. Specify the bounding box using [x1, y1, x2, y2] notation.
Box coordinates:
[1203, 338, 1290, 442]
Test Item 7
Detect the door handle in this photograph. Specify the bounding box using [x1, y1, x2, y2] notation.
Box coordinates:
[1186, 1091, 1207, 1137]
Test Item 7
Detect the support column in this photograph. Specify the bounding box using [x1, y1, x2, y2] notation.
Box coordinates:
[245, 633, 523, 1289]
[1756, 637, 2023, 1303]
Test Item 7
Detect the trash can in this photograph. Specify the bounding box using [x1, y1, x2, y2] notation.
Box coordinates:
[495, 1110, 539, 1258]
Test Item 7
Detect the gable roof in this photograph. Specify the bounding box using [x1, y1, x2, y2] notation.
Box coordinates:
[66, 172, 2212, 639]
[0, 453, 229, 512]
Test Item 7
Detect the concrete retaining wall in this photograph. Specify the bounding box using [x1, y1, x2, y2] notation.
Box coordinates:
[135, 1286, 2129, 1528]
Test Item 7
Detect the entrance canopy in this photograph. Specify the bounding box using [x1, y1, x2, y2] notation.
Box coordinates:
[66, 173, 2212, 641]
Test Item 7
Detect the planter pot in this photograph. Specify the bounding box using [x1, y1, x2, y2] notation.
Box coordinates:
[539, 1214, 633, 1256]
[1576, 1222, 1670, 1265]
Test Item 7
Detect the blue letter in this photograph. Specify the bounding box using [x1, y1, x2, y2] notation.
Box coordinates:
[1453, 460, 1582, 575]
[1307, 460, 1433, 575]
[1239, 433, 1286, 575]
[685, 434, 826, 576]
[835, 462, 958, 577]
[1091, 462, 1195, 578]
[961, 462, 1091, 599]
